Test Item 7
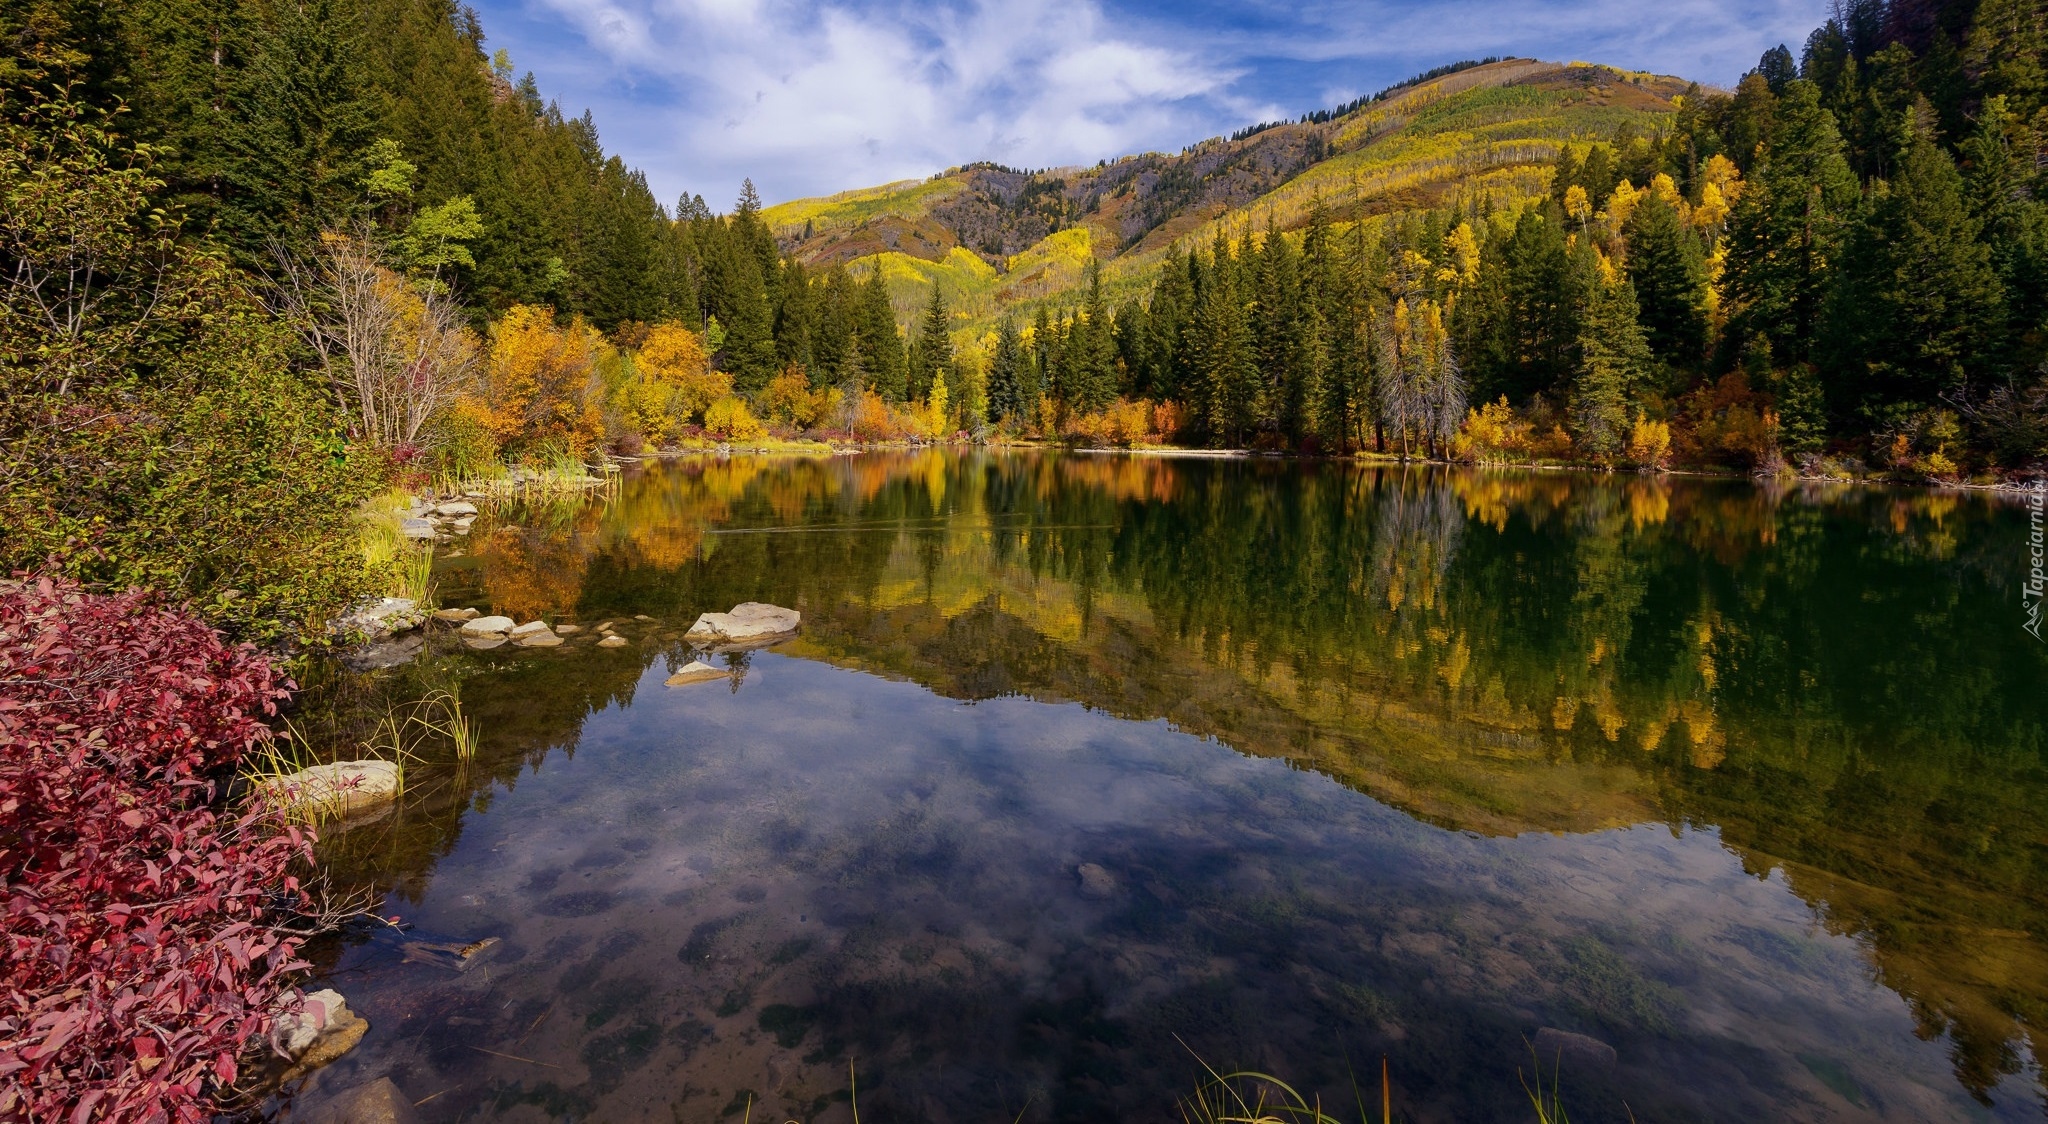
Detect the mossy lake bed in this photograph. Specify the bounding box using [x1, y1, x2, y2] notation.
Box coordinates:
[272, 451, 2047, 1123]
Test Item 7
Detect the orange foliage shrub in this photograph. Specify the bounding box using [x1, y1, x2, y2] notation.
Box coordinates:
[764, 366, 819, 428]
[630, 321, 728, 443]
[851, 390, 904, 442]
[1152, 400, 1186, 442]
[482, 304, 605, 457]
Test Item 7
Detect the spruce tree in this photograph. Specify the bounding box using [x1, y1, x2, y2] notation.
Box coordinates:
[909, 284, 952, 403]
[1821, 105, 2005, 425]
[1723, 80, 1858, 366]
[1572, 278, 1655, 459]
[1623, 191, 1709, 369]
[988, 316, 1024, 423]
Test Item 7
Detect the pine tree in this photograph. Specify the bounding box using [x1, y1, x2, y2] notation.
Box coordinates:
[909, 284, 952, 403]
[1572, 277, 1655, 460]
[1821, 104, 2005, 425]
[988, 316, 1025, 423]
[1067, 262, 1117, 414]
[1622, 191, 1708, 368]
[855, 271, 905, 400]
[1723, 80, 1858, 366]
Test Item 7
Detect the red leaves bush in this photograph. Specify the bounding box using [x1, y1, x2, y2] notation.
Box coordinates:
[0, 576, 312, 1122]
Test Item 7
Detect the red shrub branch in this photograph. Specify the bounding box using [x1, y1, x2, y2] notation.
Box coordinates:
[0, 576, 312, 1123]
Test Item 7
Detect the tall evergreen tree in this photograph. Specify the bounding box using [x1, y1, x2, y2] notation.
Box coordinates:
[1623, 191, 1709, 369]
[1723, 80, 1859, 366]
[1572, 278, 1655, 458]
[988, 316, 1025, 423]
[1821, 105, 2005, 425]
[909, 284, 952, 403]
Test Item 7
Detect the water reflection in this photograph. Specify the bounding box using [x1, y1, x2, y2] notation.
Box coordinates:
[289, 453, 2047, 1122]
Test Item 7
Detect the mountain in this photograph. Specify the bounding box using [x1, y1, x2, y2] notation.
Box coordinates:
[761, 58, 1695, 331]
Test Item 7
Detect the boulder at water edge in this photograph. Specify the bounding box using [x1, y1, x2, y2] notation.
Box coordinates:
[263, 760, 401, 819]
[684, 602, 801, 645]
[433, 607, 479, 622]
[597, 635, 629, 648]
[400, 518, 437, 541]
[665, 660, 726, 686]
[272, 989, 368, 1081]
[460, 615, 515, 636]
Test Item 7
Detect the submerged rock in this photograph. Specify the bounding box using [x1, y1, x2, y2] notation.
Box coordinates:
[262, 760, 401, 819]
[1530, 1027, 1616, 1073]
[684, 602, 801, 646]
[513, 630, 563, 648]
[462, 635, 507, 650]
[272, 989, 368, 1080]
[300, 1077, 421, 1124]
[1076, 863, 1118, 899]
[597, 635, 629, 648]
[665, 660, 725, 686]
[460, 615, 515, 636]
[433, 607, 479, 623]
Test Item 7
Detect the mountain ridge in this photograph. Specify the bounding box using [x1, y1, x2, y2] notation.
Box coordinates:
[762, 57, 1695, 330]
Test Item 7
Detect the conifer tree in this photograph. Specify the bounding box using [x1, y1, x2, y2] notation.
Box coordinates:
[1821, 104, 2004, 424]
[1623, 191, 1709, 368]
[1572, 278, 1655, 458]
[988, 316, 1025, 423]
[1067, 261, 1117, 414]
[909, 284, 952, 403]
[1723, 80, 1858, 366]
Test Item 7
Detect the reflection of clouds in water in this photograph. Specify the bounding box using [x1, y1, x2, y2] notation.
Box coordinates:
[298, 655, 2015, 1124]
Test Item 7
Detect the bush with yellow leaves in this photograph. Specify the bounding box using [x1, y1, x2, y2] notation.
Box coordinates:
[703, 396, 767, 442]
[1627, 411, 1672, 470]
[1451, 396, 1533, 464]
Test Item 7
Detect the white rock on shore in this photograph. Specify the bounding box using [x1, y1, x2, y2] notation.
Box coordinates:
[684, 602, 801, 645]
[272, 989, 368, 1080]
[460, 615, 515, 636]
[262, 760, 401, 819]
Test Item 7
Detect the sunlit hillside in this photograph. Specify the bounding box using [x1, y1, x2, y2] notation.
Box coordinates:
[761, 59, 1692, 335]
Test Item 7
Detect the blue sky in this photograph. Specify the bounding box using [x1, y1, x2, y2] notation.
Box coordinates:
[467, 0, 1833, 210]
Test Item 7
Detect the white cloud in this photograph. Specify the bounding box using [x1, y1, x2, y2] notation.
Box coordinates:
[517, 0, 1248, 206]
[492, 0, 1835, 208]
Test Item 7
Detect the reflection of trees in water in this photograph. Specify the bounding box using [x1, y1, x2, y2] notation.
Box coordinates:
[323, 452, 2045, 1104]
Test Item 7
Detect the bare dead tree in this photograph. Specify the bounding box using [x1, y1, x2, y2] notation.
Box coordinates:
[267, 228, 478, 449]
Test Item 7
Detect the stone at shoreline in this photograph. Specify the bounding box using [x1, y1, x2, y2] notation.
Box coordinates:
[461, 615, 515, 635]
[555, 623, 581, 634]
[1076, 863, 1118, 899]
[592, 620, 615, 631]
[664, 660, 725, 686]
[597, 635, 629, 648]
[513, 630, 563, 648]
[400, 518, 437, 541]
[273, 989, 369, 1084]
[633, 614, 655, 621]
[341, 633, 424, 672]
[684, 602, 801, 646]
[263, 760, 400, 819]
[335, 597, 424, 640]
[1530, 1027, 1616, 1073]
[434, 500, 478, 517]
[508, 620, 551, 638]
[433, 607, 479, 622]
[300, 1077, 421, 1124]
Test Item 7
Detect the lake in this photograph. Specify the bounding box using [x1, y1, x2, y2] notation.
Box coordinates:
[280, 451, 2047, 1124]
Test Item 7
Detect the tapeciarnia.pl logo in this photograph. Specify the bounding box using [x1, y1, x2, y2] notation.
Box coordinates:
[2027, 479, 2045, 641]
